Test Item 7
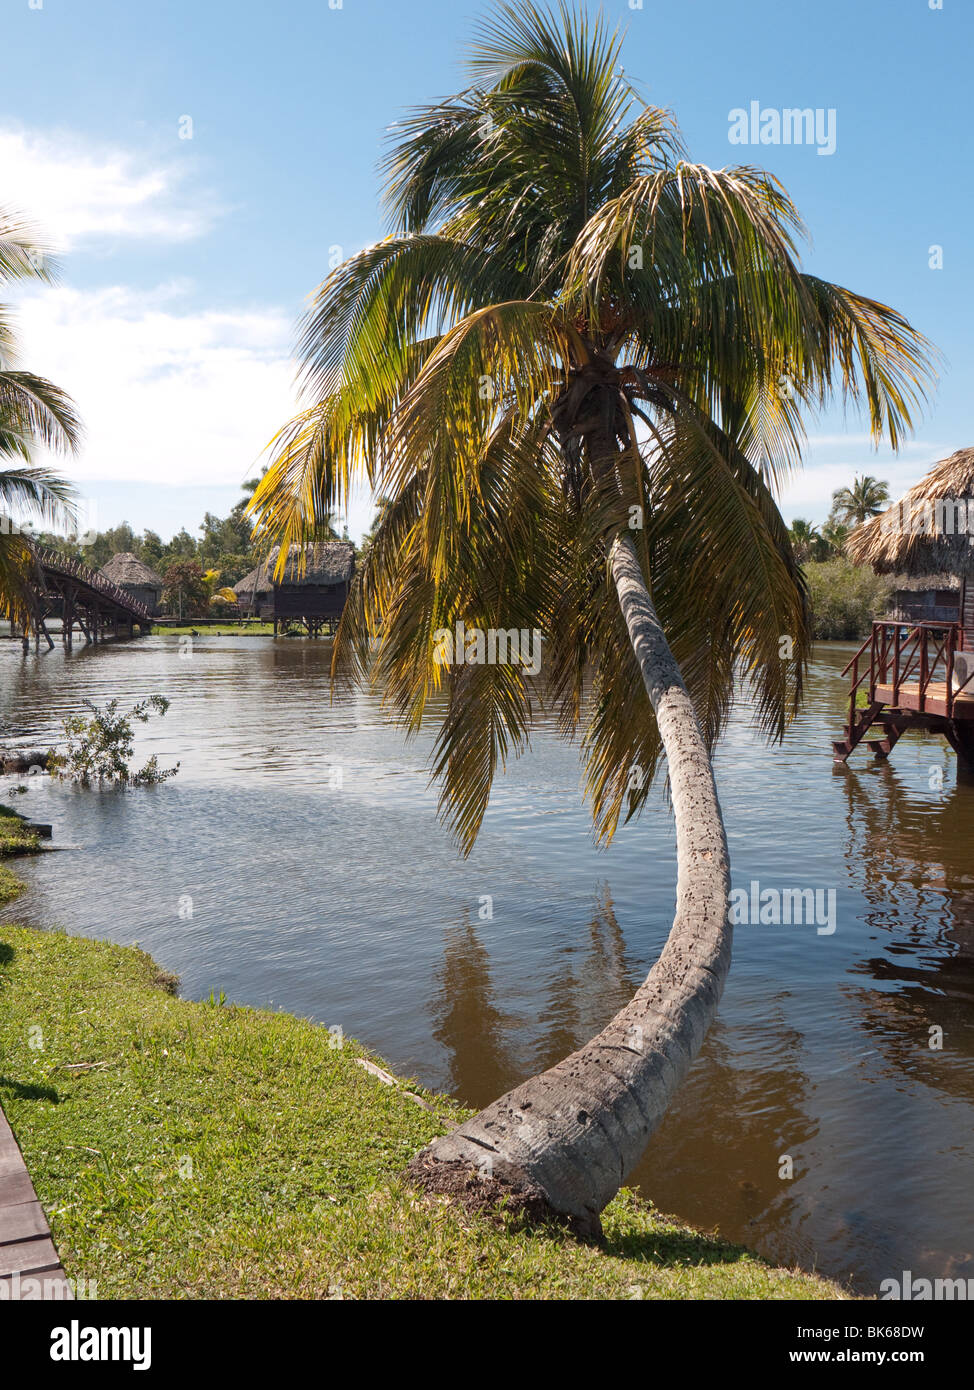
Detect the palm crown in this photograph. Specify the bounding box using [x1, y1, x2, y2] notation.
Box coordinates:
[250, 2, 934, 853]
[0, 206, 80, 612]
[830, 473, 891, 526]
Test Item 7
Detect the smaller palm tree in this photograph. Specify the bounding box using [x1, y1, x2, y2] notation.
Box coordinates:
[820, 518, 851, 557]
[830, 474, 889, 526]
[788, 518, 823, 564]
[1, 206, 80, 619]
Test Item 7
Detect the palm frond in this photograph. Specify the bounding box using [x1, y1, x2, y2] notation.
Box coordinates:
[0, 372, 83, 459]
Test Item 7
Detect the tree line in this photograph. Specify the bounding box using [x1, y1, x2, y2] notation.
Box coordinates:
[33, 479, 346, 619]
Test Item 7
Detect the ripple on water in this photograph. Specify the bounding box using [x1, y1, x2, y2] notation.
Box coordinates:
[2, 634, 973, 1293]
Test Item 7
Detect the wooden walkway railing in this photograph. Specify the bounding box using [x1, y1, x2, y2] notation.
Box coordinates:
[30, 545, 152, 622]
[840, 620, 970, 725]
[835, 619, 974, 764]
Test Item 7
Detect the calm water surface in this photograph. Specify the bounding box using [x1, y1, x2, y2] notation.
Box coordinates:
[1, 634, 972, 1294]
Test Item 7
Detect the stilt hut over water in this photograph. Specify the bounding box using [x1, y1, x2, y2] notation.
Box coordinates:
[884, 575, 961, 626]
[233, 564, 270, 617]
[836, 448, 974, 769]
[98, 553, 165, 616]
[233, 542, 354, 635]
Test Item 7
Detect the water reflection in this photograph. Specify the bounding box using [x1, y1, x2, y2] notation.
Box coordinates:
[1, 635, 972, 1292]
[838, 763, 974, 1094]
[431, 913, 518, 1108]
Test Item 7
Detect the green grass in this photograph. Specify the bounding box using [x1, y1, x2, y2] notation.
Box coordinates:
[0, 806, 40, 905]
[156, 623, 277, 636]
[0, 923, 846, 1300]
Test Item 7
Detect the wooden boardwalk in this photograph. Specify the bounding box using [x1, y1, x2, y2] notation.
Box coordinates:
[0, 1102, 72, 1298]
[9, 542, 153, 652]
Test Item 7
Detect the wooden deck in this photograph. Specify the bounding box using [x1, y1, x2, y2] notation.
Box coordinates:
[834, 620, 974, 766]
[0, 1102, 72, 1298]
[874, 680, 974, 719]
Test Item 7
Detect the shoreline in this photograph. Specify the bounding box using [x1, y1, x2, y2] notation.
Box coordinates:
[0, 846, 848, 1300]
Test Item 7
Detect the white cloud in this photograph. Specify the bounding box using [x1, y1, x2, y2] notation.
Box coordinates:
[14, 282, 296, 490]
[0, 125, 389, 538]
[777, 440, 950, 521]
[0, 126, 218, 250]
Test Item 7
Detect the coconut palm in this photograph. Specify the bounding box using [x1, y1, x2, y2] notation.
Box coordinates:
[788, 518, 823, 564]
[248, 3, 935, 1234]
[830, 474, 890, 526]
[821, 518, 851, 557]
[0, 206, 80, 618]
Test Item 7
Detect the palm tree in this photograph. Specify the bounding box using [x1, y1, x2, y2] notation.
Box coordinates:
[0, 207, 80, 618]
[821, 518, 851, 558]
[240, 468, 340, 549]
[788, 518, 823, 564]
[248, 3, 935, 1235]
[830, 474, 890, 526]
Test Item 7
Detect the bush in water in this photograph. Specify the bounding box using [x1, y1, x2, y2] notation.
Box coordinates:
[48, 696, 179, 788]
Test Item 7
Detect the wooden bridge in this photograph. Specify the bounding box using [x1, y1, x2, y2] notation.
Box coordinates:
[9, 544, 152, 651]
[834, 619, 974, 770]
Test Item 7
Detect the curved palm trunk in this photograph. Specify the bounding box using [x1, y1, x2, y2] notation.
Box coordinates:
[409, 532, 731, 1237]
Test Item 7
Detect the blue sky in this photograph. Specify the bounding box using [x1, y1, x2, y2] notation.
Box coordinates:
[2, 0, 970, 541]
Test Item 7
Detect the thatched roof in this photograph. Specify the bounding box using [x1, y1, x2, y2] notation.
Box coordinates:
[887, 573, 960, 594]
[232, 543, 354, 598]
[847, 448, 974, 578]
[264, 542, 355, 587]
[99, 552, 164, 589]
[233, 565, 270, 599]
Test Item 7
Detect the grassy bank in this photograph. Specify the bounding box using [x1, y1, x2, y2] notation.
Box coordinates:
[0, 805, 40, 905]
[156, 623, 277, 637]
[0, 918, 845, 1300]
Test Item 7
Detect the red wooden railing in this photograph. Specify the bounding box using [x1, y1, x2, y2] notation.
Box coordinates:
[841, 620, 972, 725]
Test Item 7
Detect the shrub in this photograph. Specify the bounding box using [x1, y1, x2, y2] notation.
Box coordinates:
[804, 559, 892, 640]
[48, 697, 179, 787]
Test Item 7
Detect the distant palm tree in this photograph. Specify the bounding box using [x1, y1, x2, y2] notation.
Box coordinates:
[0, 207, 80, 618]
[830, 474, 890, 526]
[357, 494, 393, 563]
[248, 3, 935, 1234]
[788, 518, 823, 564]
[821, 518, 851, 557]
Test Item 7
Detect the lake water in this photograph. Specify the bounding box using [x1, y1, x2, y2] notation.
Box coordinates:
[1, 633, 972, 1295]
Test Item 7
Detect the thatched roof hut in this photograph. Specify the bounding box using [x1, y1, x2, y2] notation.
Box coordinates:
[264, 542, 355, 585]
[99, 552, 164, 589]
[885, 573, 961, 626]
[233, 565, 270, 611]
[232, 543, 355, 631]
[98, 552, 165, 615]
[847, 447, 974, 579]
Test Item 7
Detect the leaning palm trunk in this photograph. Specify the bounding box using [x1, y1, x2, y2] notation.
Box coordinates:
[409, 533, 731, 1237]
[253, 1, 931, 1240]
